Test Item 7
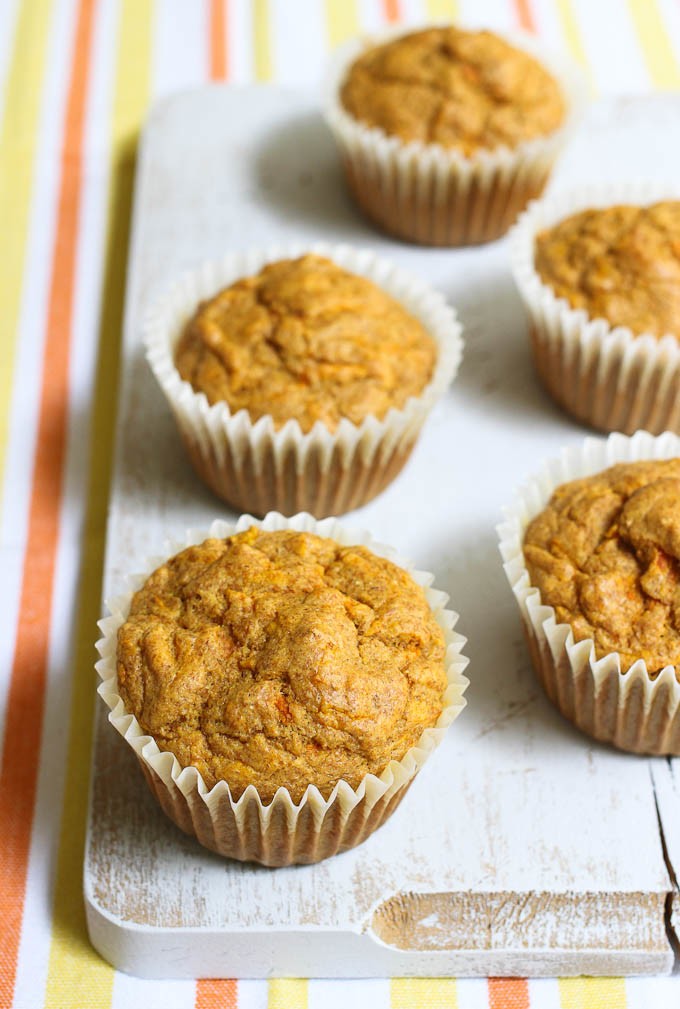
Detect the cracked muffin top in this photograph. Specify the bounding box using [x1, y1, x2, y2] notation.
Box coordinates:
[523, 459, 680, 677]
[173, 254, 437, 433]
[116, 527, 447, 802]
[339, 26, 565, 154]
[534, 201, 680, 338]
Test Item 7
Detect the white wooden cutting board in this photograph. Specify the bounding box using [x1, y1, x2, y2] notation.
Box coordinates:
[84, 85, 680, 979]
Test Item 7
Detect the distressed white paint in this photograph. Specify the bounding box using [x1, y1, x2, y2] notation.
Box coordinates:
[84, 87, 680, 978]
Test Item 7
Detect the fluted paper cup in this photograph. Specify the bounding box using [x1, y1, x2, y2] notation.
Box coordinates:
[144, 243, 463, 517]
[325, 25, 585, 246]
[499, 430, 680, 755]
[511, 182, 680, 435]
[96, 512, 470, 866]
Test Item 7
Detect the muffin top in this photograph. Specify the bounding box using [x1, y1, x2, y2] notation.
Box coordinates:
[534, 201, 680, 338]
[117, 527, 447, 802]
[339, 26, 565, 154]
[524, 459, 680, 676]
[174, 254, 437, 433]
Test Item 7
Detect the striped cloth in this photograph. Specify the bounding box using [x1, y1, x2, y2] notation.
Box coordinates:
[1, 1, 680, 1007]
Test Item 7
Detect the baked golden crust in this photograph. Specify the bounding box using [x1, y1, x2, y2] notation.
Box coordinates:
[116, 528, 447, 802]
[523, 459, 680, 676]
[174, 255, 437, 434]
[534, 201, 680, 338]
[340, 27, 564, 154]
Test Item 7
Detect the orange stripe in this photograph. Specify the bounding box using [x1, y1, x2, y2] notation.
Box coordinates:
[382, 0, 400, 21]
[513, 0, 535, 32]
[488, 978, 530, 1009]
[209, 0, 228, 81]
[196, 979, 238, 1009]
[0, 0, 96, 1003]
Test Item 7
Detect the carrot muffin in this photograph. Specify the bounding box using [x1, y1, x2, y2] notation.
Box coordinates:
[101, 517, 469, 865]
[511, 192, 680, 436]
[327, 26, 581, 245]
[340, 27, 565, 156]
[116, 527, 448, 803]
[534, 202, 680, 338]
[145, 245, 462, 518]
[524, 459, 680, 678]
[174, 254, 437, 433]
[500, 435, 680, 756]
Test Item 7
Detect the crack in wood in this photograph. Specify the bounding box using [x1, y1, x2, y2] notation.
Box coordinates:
[650, 758, 680, 973]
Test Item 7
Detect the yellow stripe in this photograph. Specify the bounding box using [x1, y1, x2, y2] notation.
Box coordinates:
[425, 0, 458, 19]
[558, 978, 627, 1009]
[629, 0, 680, 89]
[44, 0, 154, 1004]
[0, 0, 54, 495]
[391, 979, 458, 1008]
[268, 979, 308, 1009]
[253, 0, 271, 81]
[555, 0, 595, 93]
[324, 0, 360, 49]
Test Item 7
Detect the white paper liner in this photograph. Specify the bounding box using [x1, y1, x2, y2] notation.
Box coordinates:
[498, 430, 680, 755]
[96, 512, 470, 866]
[324, 24, 586, 246]
[144, 242, 463, 517]
[511, 181, 680, 434]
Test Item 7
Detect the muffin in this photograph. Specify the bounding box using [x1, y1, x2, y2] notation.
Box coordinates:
[97, 513, 469, 866]
[145, 244, 462, 517]
[326, 25, 584, 246]
[499, 431, 680, 755]
[511, 186, 680, 435]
